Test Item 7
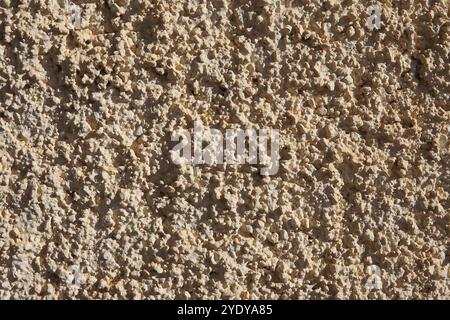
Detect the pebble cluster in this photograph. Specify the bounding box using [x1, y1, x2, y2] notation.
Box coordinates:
[0, 0, 448, 299]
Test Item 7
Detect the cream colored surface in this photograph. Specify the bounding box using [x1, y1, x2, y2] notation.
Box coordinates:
[0, 0, 448, 299]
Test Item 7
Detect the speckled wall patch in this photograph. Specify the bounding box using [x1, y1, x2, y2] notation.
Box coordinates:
[0, 0, 448, 299]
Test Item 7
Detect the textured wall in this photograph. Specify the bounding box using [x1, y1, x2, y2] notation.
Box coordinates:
[0, 0, 448, 299]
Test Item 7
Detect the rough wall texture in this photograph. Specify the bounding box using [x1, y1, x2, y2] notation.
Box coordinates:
[0, 0, 449, 299]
